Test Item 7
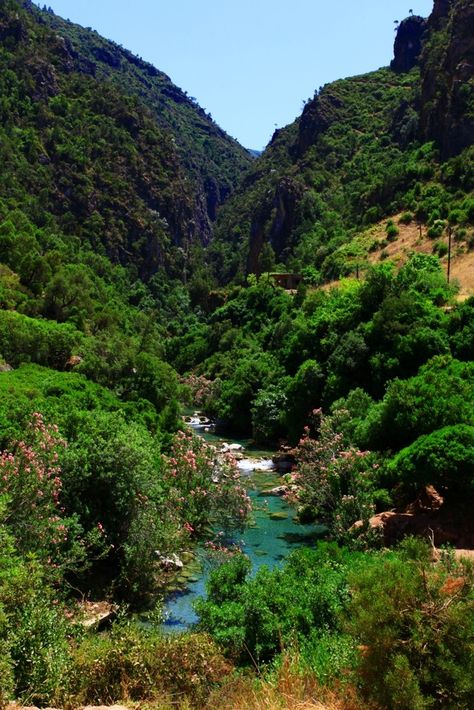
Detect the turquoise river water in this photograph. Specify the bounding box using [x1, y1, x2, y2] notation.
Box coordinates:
[161, 417, 324, 631]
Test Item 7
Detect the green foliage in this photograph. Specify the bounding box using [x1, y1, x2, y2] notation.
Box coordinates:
[289, 411, 381, 546]
[399, 211, 414, 224]
[433, 238, 449, 256]
[70, 621, 231, 707]
[59, 411, 175, 598]
[197, 540, 474, 708]
[251, 383, 287, 443]
[449, 297, 474, 360]
[0, 309, 82, 369]
[196, 544, 357, 666]
[0, 1, 472, 706]
[0, 495, 75, 706]
[0, 0, 250, 286]
[348, 539, 474, 708]
[0, 364, 133, 446]
[0, 413, 95, 578]
[358, 356, 474, 451]
[162, 430, 251, 538]
[216, 350, 285, 432]
[388, 424, 474, 502]
[213, 68, 427, 281]
[283, 360, 325, 442]
[385, 220, 399, 241]
[10, 595, 72, 706]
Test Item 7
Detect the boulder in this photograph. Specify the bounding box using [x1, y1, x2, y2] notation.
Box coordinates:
[65, 355, 83, 369]
[266, 485, 288, 497]
[270, 511, 289, 521]
[407, 485, 444, 513]
[228, 443, 244, 452]
[272, 450, 295, 473]
[79, 600, 117, 630]
[155, 551, 184, 570]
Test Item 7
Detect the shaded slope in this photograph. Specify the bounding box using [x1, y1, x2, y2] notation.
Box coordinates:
[212, 67, 421, 280]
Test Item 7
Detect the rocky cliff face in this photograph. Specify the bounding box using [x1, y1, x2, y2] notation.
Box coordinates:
[419, 0, 474, 158]
[430, 0, 453, 28]
[391, 15, 427, 73]
[296, 89, 343, 157]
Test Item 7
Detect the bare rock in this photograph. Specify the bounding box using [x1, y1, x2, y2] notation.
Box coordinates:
[79, 600, 117, 630]
[65, 355, 83, 369]
[228, 443, 243, 452]
[263, 485, 288, 497]
[156, 551, 183, 569]
[407, 485, 444, 513]
[391, 15, 427, 73]
[272, 450, 295, 473]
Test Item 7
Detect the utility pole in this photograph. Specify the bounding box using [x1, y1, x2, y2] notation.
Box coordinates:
[447, 225, 452, 284]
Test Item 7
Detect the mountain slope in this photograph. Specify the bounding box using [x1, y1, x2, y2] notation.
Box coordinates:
[420, 0, 474, 157]
[0, 0, 251, 278]
[211, 0, 474, 284]
[32, 1, 252, 226]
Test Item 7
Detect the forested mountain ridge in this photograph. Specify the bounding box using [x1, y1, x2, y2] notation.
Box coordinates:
[30, 1, 253, 225]
[0, 1, 473, 707]
[0, 0, 251, 279]
[211, 0, 474, 283]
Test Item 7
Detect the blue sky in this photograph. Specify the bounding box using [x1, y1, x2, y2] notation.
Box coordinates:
[42, 1, 434, 149]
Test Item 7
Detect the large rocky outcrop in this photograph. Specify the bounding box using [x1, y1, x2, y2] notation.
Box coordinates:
[354, 485, 474, 549]
[297, 90, 343, 156]
[391, 15, 427, 73]
[431, 0, 452, 28]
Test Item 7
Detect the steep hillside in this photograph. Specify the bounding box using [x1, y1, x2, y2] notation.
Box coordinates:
[0, 0, 251, 279]
[318, 210, 474, 301]
[211, 0, 474, 284]
[32, 1, 252, 227]
[0, 2, 473, 707]
[420, 0, 474, 157]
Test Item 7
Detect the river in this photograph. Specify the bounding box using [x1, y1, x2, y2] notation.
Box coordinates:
[161, 414, 324, 631]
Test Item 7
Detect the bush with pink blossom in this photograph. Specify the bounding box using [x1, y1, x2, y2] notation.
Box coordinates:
[289, 409, 382, 546]
[0, 412, 103, 582]
[163, 429, 251, 539]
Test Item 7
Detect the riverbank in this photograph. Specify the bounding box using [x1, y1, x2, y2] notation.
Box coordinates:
[161, 412, 324, 630]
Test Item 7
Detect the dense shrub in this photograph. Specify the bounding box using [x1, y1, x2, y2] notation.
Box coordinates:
[388, 424, 474, 502]
[70, 622, 231, 707]
[399, 211, 414, 224]
[348, 540, 474, 709]
[288, 410, 381, 545]
[357, 356, 474, 451]
[385, 222, 399, 241]
[0, 310, 82, 369]
[196, 544, 358, 667]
